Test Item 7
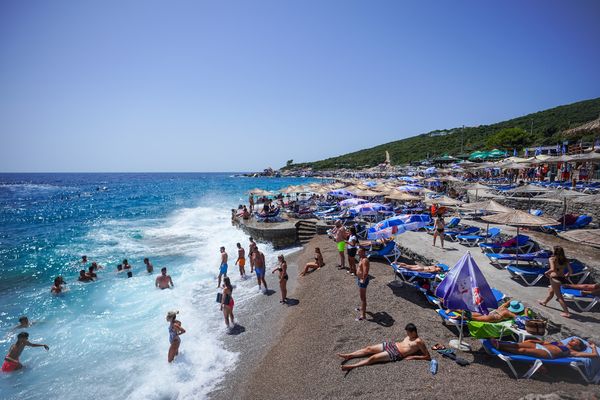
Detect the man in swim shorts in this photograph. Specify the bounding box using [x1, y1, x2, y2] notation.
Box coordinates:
[356, 248, 370, 321]
[2, 332, 49, 372]
[218, 246, 228, 288]
[235, 243, 246, 278]
[337, 323, 430, 371]
[333, 221, 347, 270]
[252, 247, 268, 293]
[248, 237, 258, 273]
[156, 267, 174, 289]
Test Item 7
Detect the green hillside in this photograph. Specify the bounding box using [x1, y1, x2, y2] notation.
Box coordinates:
[286, 97, 600, 170]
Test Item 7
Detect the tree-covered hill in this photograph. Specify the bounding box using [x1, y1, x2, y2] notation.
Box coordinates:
[286, 97, 600, 170]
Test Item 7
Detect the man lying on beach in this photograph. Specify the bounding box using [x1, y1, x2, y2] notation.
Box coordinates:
[450, 300, 528, 323]
[563, 283, 600, 296]
[2, 332, 49, 372]
[394, 262, 444, 273]
[156, 267, 174, 289]
[337, 323, 430, 371]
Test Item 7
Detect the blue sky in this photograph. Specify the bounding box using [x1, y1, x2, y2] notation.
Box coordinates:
[1, 0, 599, 172]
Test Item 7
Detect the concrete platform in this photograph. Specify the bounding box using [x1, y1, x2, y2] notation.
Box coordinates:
[233, 217, 298, 249]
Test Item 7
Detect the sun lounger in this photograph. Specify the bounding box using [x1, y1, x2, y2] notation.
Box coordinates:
[507, 261, 589, 286]
[479, 235, 534, 254]
[391, 263, 449, 284]
[437, 309, 468, 327]
[486, 250, 551, 268]
[366, 240, 401, 263]
[481, 337, 600, 382]
[543, 215, 592, 233]
[444, 226, 480, 242]
[255, 208, 281, 222]
[561, 288, 600, 312]
[457, 227, 501, 247]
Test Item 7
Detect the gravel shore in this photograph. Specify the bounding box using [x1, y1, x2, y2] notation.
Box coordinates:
[210, 235, 598, 400]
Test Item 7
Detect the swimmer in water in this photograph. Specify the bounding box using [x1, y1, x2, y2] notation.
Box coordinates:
[166, 311, 185, 363]
[144, 258, 154, 273]
[155, 267, 174, 289]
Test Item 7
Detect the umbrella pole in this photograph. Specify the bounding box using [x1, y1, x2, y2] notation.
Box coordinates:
[449, 310, 471, 351]
[563, 198, 567, 231]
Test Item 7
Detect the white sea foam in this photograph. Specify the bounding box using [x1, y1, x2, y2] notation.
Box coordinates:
[1, 203, 288, 400]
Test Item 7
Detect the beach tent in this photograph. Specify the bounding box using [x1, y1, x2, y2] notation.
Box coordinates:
[435, 251, 498, 350]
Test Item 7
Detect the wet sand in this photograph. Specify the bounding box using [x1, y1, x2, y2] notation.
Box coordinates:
[210, 235, 599, 400]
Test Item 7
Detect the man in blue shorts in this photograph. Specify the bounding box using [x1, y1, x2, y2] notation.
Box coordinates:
[356, 248, 370, 321]
[218, 246, 228, 288]
[252, 247, 268, 294]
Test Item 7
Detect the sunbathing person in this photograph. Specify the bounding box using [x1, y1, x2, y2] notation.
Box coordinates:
[299, 247, 324, 276]
[450, 300, 528, 323]
[337, 323, 430, 371]
[563, 283, 600, 296]
[394, 262, 444, 273]
[491, 338, 597, 359]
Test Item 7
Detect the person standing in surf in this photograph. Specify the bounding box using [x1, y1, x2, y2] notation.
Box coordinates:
[235, 243, 246, 278]
[144, 258, 154, 273]
[166, 311, 185, 363]
[220, 277, 236, 332]
[272, 254, 288, 303]
[2, 332, 49, 372]
[218, 247, 228, 288]
[252, 247, 268, 294]
[248, 237, 258, 274]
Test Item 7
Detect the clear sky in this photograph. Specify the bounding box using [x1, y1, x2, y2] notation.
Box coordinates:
[1, 0, 599, 172]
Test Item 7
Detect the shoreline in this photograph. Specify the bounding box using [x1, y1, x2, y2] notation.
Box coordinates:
[210, 234, 599, 400]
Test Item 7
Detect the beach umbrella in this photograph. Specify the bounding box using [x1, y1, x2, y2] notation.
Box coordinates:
[340, 198, 368, 208]
[558, 229, 600, 249]
[248, 188, 273, 196]
[354, 189, 382, 198]
[385, 191, 422, 202]
[435, 251, 498, 350]
[424, 167, 437, 174]
[463, 182, 490, 201]
[460, 199, 513, 213]
[424, 196, 463, 207]
[397, 185, 423, 192]
[572, 193, 600, 204]
[328, 189, 354, 198]
[349, 202, 392, 216]
[537, 189, 588, 229]
[372, 214, 431, 232]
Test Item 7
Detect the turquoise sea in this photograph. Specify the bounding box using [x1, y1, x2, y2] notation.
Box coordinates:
[0, 173, 315, 400]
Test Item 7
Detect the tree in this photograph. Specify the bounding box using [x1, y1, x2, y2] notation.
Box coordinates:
[485, 127, 530, 150]
[286, 159, 294, 167]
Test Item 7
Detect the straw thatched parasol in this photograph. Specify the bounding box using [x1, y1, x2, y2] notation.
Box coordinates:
[460, 199, 514, 213]
[354, 189, 382, 197]
[572, 193, 600, 204]
[385, 191, 422, 201]
[424, 196, 463, 206]
[558, 230, 600, 249]
[248, 188, 273, 196]
[481, 209, 558, 227]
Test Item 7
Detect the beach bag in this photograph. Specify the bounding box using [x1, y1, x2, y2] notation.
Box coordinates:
[525, 319, 546, 335]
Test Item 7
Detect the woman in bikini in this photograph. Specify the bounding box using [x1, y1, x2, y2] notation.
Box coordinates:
[299, 247, 324, 276]
[538, 246, 574, 318]
[166, 311, 186, 363]
[432, 215, 445, 249]
[491, 337, 596, 359]
[272, 255, 288, 303]
[220, 277, 235, 331]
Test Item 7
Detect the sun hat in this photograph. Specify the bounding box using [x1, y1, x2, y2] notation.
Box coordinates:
[507, 300, 525, 314]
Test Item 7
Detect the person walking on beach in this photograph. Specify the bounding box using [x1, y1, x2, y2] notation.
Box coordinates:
[2, 332, 49, 372]
[538, 246, 574, 318]
[166, 311, 185, 363]
[220, 277, 236, 332]
[252, 247, 268, 293]
[249, 194, 255, 213]
[144, 258, 154, 273]
[272, 254, 288, 303]
[337, 323, 430, 371]
[432, 215, 445, 249]
[346, 226, 359, 275]
[333, 221, 347, 270]
[299, 247, 324, 276]
[156, 267, 174, 289]
[356, 248, 370, 321]
[235, 243, 246, 278]
[218, 247, 228, 288]
[248, 237, 258, 273]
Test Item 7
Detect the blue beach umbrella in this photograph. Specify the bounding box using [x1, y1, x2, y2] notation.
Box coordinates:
[328, 189, 354, 198]
[367, 214, 430, 239]
[435, 251, 497, 350]
[340, 198, 367, 208]
[397, 185, 423, 192]
[349, 202, 392, 216]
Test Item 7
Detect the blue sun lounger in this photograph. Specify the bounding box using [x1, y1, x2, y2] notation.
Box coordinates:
[367, 240, 402, 264]
[507, 261, 590, 286]
[561, 288, 600, 312]
[481, 338, 600, 382]
[444, 226, 480, 242]
[479, 235, 534, 254]
[426, 217, 460, 234]
[486, 250, 551, 268]
[390, 263, 449, 284]
[457, 227, 501, 247]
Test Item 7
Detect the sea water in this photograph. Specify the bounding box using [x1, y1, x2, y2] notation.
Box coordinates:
[0, 173, 315, 400]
